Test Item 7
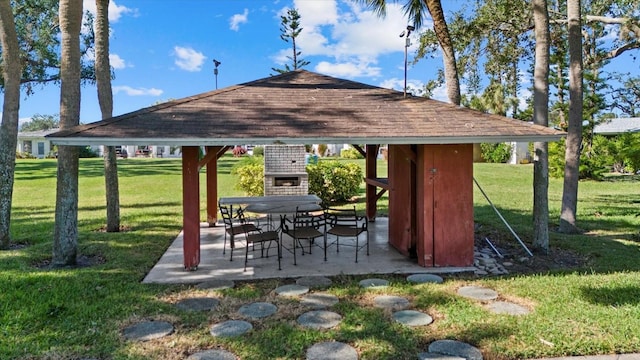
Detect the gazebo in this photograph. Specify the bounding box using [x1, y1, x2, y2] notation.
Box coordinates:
[48, 70, 564, 271]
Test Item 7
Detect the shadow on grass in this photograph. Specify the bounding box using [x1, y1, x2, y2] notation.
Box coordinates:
[580, 285, 640, 306]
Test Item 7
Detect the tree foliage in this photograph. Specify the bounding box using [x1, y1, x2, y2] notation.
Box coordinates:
[271, 8, 309, 74]
[19, 113, 59, 131]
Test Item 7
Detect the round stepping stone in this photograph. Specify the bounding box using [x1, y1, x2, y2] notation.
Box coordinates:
[373, 295, 410, 311]
[486, 301, 530, 315]
[393, 310, 433, 327]
[428, 340, 483, 360]
[306, 341, 358, 360]
[297, 276, 332, 289]
[197, 279, 235, 290]
[176, 297, 220, 312]
[457, 286, 498, 301]
[210, 320, 252, 337]
[275, 284, 309, 297]
[407, 274, 444, 284]
[418, 353, 465, 359]
[187, 349, 238, 360]
[358, 278, 389, 289]
[301, 293, 339, 309]
[122, 321, 173, 341]
[238, 302, 277, 319]
[297, 310, 342, 329]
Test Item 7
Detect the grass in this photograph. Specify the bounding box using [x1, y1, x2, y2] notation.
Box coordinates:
[2, 156, 640, 359]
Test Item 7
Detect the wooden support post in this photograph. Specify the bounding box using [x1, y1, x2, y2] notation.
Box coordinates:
[182, 146, 200, 270]
[365, 144, 379, 221]
[206, 146, 222, 226]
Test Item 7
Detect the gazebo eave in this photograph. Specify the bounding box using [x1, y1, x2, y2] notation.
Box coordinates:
[47, 134, 564, 147]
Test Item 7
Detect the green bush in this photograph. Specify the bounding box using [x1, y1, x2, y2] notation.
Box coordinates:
[79, 146, 99, 158]
[340, 147, 364, 159]
[480, 142, 512, 163]
[610, 132, 640, 173]
[549, 136, 613, 180]
[307, 161, 362, 204]
[231, 157, 264, 196]
[252, 146, 264, 156]
[15, 152, 35, 159]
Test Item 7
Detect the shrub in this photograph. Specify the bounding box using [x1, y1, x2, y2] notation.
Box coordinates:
[317, 144, 328, 157]
[307, 161, 362, 204]
[549, 136, 613, 180]
[15, 152, 35, 159]
[480, 142, 512, 163]
[340, 147, 364, 159]
[252, 146, 264, 156]
[232, 156, 264, 196]
[79, 146, 98, 158]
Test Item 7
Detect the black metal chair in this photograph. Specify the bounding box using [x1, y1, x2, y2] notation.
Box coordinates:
[219, 203, 259, 257]
[324, 206, 369, 263]
[280, 207, 325, 265]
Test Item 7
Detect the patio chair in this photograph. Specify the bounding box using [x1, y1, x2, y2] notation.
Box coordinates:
[280, 207, 325, 265]
[324, 206, 369, 263]
[242, 227, 281, 271]
[219, 203, 260, 257]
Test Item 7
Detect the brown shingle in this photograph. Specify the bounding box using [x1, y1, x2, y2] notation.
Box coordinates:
[48, 70, 564, 146]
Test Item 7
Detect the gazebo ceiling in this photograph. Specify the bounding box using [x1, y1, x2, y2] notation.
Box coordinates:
[47, 70, 564, 146]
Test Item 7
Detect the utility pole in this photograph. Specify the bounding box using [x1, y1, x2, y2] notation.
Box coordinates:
[213, 59, 221, 89]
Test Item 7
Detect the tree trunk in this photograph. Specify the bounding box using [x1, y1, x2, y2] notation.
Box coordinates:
[532, 0, 550, 253]
[53, 0, 82, 267]
[425, 0, 461, 105]
[95, 0, 120, 232]
[559, 0, 583, 234]
[0, 0, 21, 249]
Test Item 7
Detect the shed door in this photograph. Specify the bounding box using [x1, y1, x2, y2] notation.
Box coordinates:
[416, 144, 474, 267]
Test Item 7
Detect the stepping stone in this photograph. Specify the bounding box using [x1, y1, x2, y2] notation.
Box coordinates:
[238, 302, 277, 319]
[297, 276, 332, 289]
[428, 340, 483, 360]
[407, 274, 444, 284]
[187, 349, 238, 360]
[486, 301, 530, 315]
[210, 320, 252, 337]
[393, 310, 433, 327]
[122, 321, 173, 341]
[358, 278, 389, 289]
[297, 310, 342, 329]
[306, 341, 358, 360]
[197, 279, 235, 290]
[373, 295, 410, 311]
[176, 297, 220, 312]
[457, 286, 498, 301]
[301, 293, 339, 309]
[418, 353, 465, 359]
[275, 284, 309, 297]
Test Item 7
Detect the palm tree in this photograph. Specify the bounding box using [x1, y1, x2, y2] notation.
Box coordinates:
[95, 0, 121, 232]
[0, 0, 22, 249]
[361, 0, 460, 105]
[53, 0, 83, 266]
[532, 0, 550, 252]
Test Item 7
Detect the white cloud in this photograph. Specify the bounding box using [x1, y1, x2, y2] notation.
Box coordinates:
[379, 77, 425, 96]
[274, 1, 422, 79]
[109, 54, 126, 69]
[173, 46, 206, 72]
[113, 86, 163, 96]
[230, 8, 249, 31]
[82, 0, 135, 23]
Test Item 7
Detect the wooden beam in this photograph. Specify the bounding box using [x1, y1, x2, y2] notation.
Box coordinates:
[364, 177, 389, 190]
[352, 144, 367, 158]
[206, 146, 222, 227]
[397, 144, 417, 163]
[365, 144, 379, 221]
[375, 188, 387, 201]
[182, 146, 201, 270]
[217, 145, 232, 159]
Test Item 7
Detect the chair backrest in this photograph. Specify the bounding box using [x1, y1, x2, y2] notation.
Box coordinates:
[324, 206, 364, 229]
[219, 203, 234, 227]
[294, 208, 324, 230]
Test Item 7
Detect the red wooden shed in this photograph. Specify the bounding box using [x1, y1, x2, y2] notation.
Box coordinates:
[48, 70, 564, 270]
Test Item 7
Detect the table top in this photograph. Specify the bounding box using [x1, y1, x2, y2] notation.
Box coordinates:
[219, 195, 321, 206]
[245, 202, 322, 214]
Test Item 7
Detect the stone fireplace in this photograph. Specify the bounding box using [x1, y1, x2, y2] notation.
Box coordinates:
[264, 145, 309, 196]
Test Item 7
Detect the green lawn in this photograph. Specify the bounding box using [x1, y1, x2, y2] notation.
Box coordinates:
[2, 157, 640, 359]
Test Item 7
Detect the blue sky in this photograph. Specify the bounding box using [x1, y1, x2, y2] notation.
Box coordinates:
[17, 0, 443, 125]
[12, 0, 640, 126]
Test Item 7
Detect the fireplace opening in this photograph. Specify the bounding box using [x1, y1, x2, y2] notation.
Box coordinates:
[274, 176, 300, 187]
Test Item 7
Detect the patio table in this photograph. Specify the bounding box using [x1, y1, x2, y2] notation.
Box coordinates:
[219, 195, 322, 230]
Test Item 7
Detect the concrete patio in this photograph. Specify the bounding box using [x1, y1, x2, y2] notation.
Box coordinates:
[143, 218, 475, 284]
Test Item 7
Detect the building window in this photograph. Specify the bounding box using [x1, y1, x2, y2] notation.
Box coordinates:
[37, 142, 45, 156]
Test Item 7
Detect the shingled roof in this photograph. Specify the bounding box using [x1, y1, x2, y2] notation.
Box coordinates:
[48, 70, 564, 146]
